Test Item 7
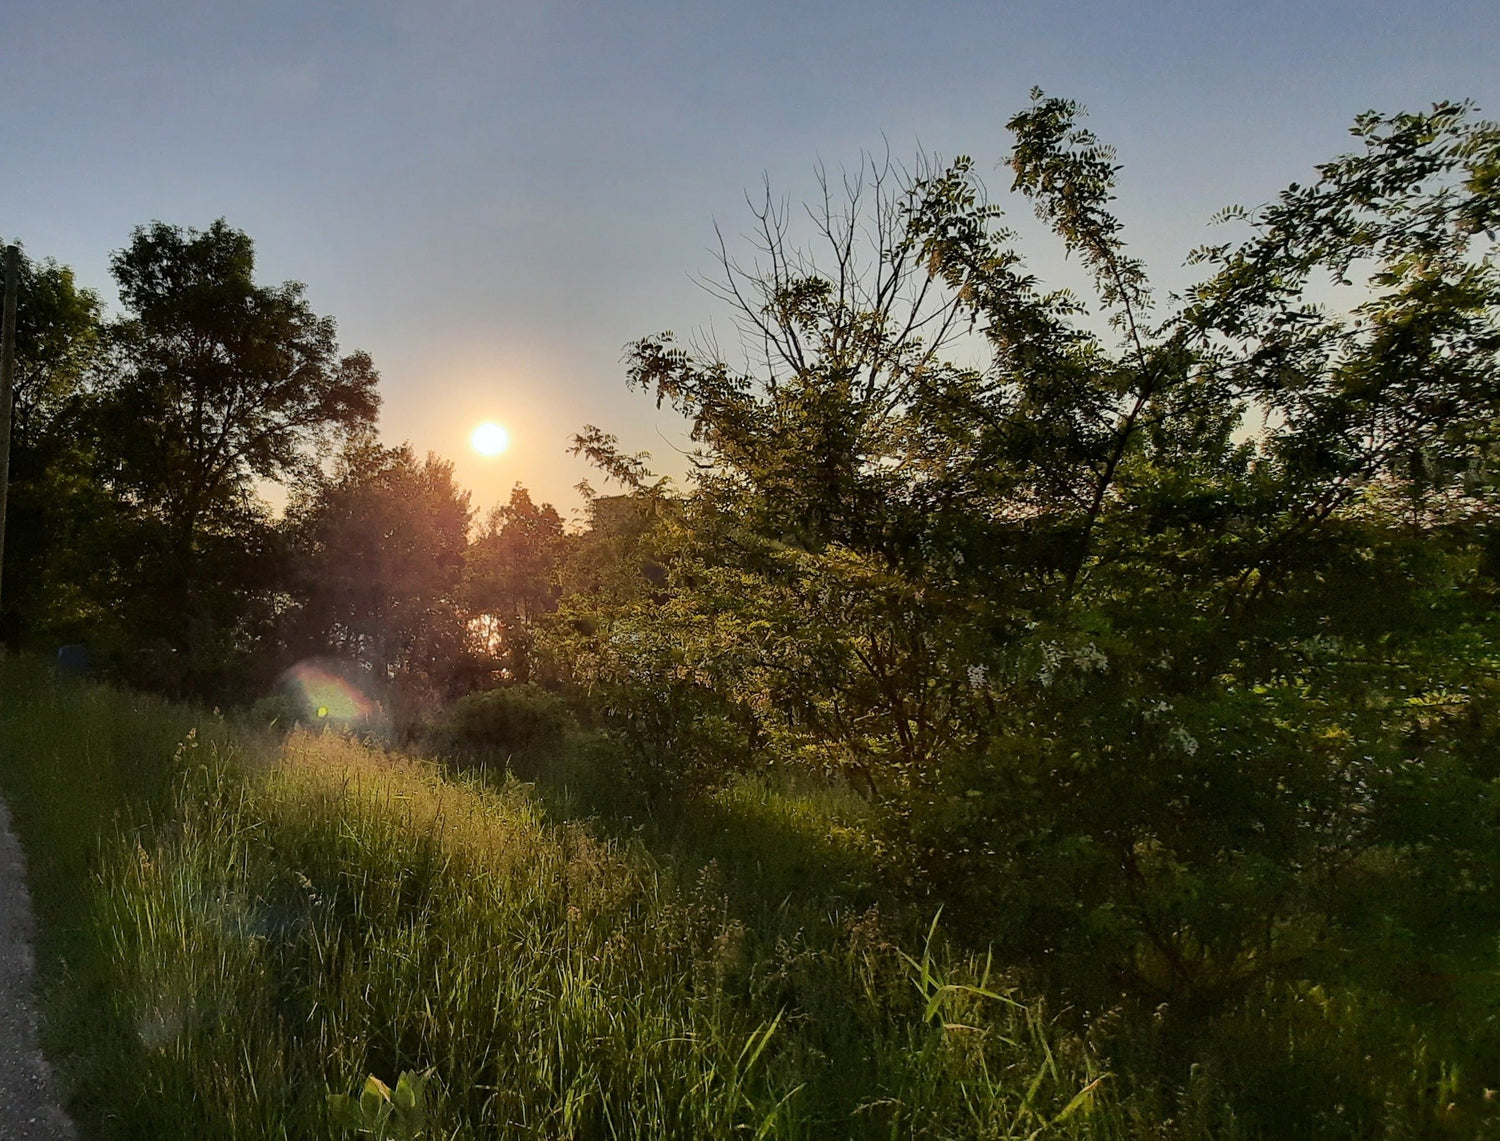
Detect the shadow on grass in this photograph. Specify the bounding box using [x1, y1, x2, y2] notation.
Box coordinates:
[451, 728, 891, 932]
[0, 658, 225, 970]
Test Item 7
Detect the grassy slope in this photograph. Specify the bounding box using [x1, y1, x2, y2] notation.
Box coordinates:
[0, 663, 232, 976]
[0, 661, 1118, 1139]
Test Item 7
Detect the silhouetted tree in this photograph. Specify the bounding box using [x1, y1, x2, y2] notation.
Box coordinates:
[0, 244, 109, 644]
[463, 484, 563, 684]
[96, 219, 380, 688]
[284, 438, 473, 700]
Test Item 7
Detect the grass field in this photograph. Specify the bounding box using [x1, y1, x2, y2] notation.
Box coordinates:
[8, 659, 1495, 1138]
[0, 660, 1119, 1139]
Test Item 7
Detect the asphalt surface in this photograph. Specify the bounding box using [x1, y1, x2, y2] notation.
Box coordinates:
[0, 797, 76, 1140]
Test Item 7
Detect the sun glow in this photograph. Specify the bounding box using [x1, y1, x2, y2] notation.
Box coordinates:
[471, 421, 510, 457]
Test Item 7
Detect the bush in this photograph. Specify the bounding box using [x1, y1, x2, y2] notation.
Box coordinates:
[248, 690, 308, 730]
[596, 676, 754, 808]
[430, 684, 573, 761]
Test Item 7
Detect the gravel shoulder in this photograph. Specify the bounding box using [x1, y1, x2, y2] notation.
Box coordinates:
[0, 796, 76, 1140]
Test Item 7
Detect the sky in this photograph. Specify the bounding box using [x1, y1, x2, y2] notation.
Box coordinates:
[3, 0, 1497, 523]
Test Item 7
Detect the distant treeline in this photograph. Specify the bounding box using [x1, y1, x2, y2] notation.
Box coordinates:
[2, 215, 646, 707]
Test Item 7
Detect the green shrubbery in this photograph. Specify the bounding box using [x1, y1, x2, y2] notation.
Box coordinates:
[546, 98, 1500, 1140]
[426, 682, 574, 760]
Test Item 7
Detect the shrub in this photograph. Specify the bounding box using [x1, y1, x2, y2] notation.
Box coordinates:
[595, 675, 753, 808]
[429, 684, 572, 761]
[248, 690, 308, 730]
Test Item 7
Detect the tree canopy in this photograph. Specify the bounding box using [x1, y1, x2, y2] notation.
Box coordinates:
[590, 94, 1500, 1016]
[284, 439, 473, 694]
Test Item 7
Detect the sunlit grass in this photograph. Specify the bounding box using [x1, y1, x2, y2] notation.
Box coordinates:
[0, 661, 1119, 1138]
[7, 659, 1496, 1136]
[0, 659, 237, 969]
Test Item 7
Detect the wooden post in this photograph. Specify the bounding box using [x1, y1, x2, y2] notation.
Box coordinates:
[0, 244, 17, 631]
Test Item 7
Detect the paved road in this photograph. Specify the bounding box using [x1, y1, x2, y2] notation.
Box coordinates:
[0, 797, 76, 1140]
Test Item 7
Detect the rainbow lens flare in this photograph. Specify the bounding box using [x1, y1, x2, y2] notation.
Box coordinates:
[278, 660, 379, 727]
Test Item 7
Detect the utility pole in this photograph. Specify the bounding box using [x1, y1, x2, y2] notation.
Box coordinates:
[0, 244, 17, 638]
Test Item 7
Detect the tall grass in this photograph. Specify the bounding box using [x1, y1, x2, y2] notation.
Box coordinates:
[95, 732, 1117, 1137]
[0, 663, 1120, 1138]
[0, 659, 237, 970]
[7, 662, 1493, 1137]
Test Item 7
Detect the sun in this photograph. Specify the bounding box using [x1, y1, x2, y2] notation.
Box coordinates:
[471, 421, 510, 457]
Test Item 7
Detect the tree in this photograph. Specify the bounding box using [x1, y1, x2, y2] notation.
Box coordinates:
[626, 155, 968, 558]
[0, 244, 109, 644]
[97, 219, 379, 684]
[284, 439, 473, 702]
[603, 93, 1500, 1026]
[2, 247, 103, 448]
[463, 484, 563, 684]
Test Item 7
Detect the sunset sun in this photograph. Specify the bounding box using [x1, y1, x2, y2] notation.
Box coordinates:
[470, 421, 510, 457]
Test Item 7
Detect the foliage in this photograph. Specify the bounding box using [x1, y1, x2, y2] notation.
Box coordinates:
[427, 682, 573, 762]
[3, 219, 382, 694]
[10, 662, 1500, 1137]
[7, 95, 1500, 1137]
[102, 219, 380, 518]
[328, 1071, 434, 1139]
[0, 671, 1122, 1139]
[595, 93, 1500, 1043]
[0, 244, 109, 644]
[1, 243, 104, 445]
[554, 486, 678, 612]
[463, 485, 564, 684]
[282, 438, 474, 710]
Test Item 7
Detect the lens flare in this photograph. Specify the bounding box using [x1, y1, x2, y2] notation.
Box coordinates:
[279, 661, 378, 726]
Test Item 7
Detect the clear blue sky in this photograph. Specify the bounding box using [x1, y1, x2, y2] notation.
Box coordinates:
[3, 1, 1496, 520]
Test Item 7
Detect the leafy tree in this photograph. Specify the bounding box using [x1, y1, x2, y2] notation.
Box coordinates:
[535, 445, 749, 800]
[604, 91, 1500, 1042]
[544, 430, 681, 673]
[283, 438, 473, 706]
[2, 246, 104, 447]
[96, 219, 379, 685]
[463, 484, 563, 684]
[0, 244, 110, 644]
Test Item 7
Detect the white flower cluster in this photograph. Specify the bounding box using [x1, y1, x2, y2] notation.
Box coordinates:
[1036, 641, 1109, 686]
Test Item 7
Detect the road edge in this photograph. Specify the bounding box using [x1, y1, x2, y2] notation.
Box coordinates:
[0, 795, 77, 1139]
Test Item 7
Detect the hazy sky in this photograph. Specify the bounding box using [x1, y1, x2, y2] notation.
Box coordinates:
[4, 1, 1496, 521]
